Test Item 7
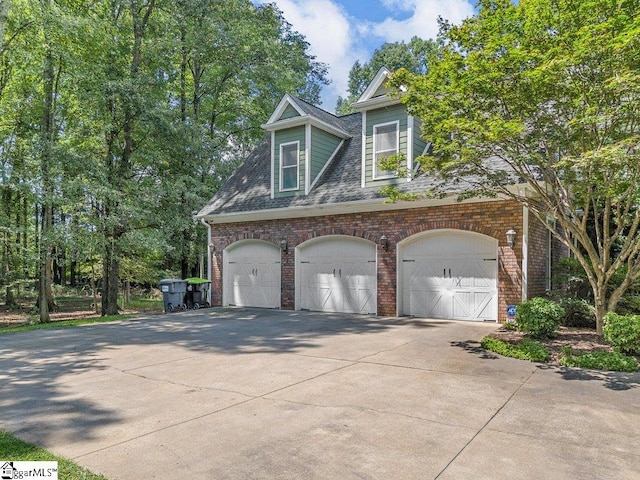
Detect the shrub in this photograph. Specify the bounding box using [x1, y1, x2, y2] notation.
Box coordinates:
[603, 312, 640, 356]
[515, 297, 564, 339]
[554, 296, 596, 328]
[481, 336, 550, 363]
[559, 347, 638, 372]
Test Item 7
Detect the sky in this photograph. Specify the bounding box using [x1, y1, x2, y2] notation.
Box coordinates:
[253, 0, 476, 112]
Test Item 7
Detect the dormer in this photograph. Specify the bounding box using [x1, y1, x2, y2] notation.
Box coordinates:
[352, 67, 428, 188]
[262, 95, 350, 198]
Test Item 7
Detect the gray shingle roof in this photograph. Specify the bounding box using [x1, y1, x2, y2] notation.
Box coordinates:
[197, 106, 511, 218]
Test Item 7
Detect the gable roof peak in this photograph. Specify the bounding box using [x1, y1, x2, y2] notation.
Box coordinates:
[265, 94, 306, 125]
[355, 66, 392, 103]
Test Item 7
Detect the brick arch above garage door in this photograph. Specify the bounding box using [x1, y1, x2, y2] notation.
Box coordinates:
[294, 227, 379, 245]
[394, 220, 501, 245]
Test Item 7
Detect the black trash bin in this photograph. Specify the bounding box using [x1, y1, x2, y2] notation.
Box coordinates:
[158, 278, 187, 313]
[185, 278, 211, 309]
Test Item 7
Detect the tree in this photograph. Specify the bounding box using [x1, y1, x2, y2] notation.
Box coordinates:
[336, 37, 438, 115]
[388, 0, 640, 334]
[0, 0, 327, 318]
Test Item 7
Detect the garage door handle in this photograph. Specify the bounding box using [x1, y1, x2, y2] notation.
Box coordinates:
[333, 268, 336, 277]
[339, 269, 342, 277]
[449, 268, 452, 278]
[443, 268, 446, 277]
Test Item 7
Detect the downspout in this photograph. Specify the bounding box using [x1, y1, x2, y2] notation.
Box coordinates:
[200, 218, 212, 305]
[522, 205, 529, 302]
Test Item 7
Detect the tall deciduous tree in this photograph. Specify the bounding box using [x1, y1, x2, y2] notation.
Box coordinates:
[0, 0, 327, 318]
[389, 0, 640, 334]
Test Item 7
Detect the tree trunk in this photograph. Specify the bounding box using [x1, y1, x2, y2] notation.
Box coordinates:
[38, 7, 55, 323]
[5, 286, 16, 308]
[593, 283, 607, 336]
[0, 0, 10, 52]
[102, 239, 120, 316]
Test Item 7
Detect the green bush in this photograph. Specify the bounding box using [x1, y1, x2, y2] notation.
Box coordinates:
[515, 297, 564, 339]
[481, 336, 550, 363]
[559, 347, 638, 372]
[603, 312, 640, 355]
[555, 296, 596, 328]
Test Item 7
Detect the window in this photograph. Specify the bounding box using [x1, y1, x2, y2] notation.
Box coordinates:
[280, 142, 299, 191]
[373, 121, 399, 179]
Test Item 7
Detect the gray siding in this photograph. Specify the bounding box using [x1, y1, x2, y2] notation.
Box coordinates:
[310, 127, 342, 182]
[365, 104, 407, 187]
[274, 126, 305, 198]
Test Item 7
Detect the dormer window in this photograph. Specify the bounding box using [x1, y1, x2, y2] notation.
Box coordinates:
[280, 141, 300, 191]
[373, 121, 399, 179]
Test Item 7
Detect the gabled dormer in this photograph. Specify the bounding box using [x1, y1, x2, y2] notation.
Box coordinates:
[262, 95, 350, 198]
[352, 67, 428, 188]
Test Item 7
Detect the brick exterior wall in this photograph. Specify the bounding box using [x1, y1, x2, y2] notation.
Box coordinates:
[208, 199, 531, 323]
[527, 212, 550, 299]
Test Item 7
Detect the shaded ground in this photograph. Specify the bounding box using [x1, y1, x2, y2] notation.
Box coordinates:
[1, 309, 638, 480]
[0, 294, 163, 328]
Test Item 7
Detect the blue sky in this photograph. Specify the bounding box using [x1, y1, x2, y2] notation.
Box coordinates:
[254, 0, 476, 111]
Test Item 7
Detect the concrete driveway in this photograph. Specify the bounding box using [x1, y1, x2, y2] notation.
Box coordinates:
[1, 308, 639, 479]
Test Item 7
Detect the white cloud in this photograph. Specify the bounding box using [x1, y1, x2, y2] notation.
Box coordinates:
[253, 0, 475, 111]
[257, 0, 364, 109]
[371, 0, 474, 43]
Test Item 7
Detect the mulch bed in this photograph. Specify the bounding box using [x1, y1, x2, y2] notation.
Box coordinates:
[487, 326, 618, 366]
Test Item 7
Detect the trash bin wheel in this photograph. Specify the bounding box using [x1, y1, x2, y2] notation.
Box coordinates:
[203, 302, 210, 308]
[167, 303, 174, 313]
[193, 302, 200, 310]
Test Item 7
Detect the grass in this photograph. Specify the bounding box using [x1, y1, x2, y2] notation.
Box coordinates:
[0, 430, 109, 479]
[481, 336, 551, 363]
[559, 347, 638, 372]
[0, 314, 137, 335]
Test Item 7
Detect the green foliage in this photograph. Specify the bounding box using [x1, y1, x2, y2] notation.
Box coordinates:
[0, 430, 109, 479]
[554, 296, 596, 328]
[481, 336, 550, 363]
[603, 312, 640, 356]
[378, 186, 420, 203]
[0, 0, 328, 313]
[559, 347, 638, 372]
[515, 297, 564, 339]
[336, 37, 439, 114]
[388, 0, 640, 333]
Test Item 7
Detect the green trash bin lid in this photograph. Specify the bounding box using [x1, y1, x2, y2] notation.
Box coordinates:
[185, 277, 211, 285]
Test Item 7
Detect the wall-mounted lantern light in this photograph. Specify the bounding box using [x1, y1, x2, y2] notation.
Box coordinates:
[280, 239, 288, 253]
[380, 235, 389, 251]
[506, 228, 517, 248]
[208, 243, 215, 254]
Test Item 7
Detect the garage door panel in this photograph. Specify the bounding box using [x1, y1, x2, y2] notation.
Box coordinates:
[402, 231, 498, 321]
[224, 242, 281, 309]
[298, 237, 377, 315]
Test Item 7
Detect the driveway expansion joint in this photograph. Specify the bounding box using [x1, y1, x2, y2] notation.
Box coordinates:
[433, 368, 537, 479]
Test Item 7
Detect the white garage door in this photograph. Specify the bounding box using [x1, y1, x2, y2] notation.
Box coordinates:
[224, 240, 281, 308]
[298, 236, 376, 314]
[400, 230, 498, 321]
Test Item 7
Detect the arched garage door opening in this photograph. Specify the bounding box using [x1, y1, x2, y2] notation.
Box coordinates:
[223, 240, 281, 308]
[296, 236, 377, 315]
[399, 230, 498, 321]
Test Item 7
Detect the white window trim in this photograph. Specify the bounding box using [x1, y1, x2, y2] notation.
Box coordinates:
[279, 141, 300, 192]
[372, 120, 400, 180]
